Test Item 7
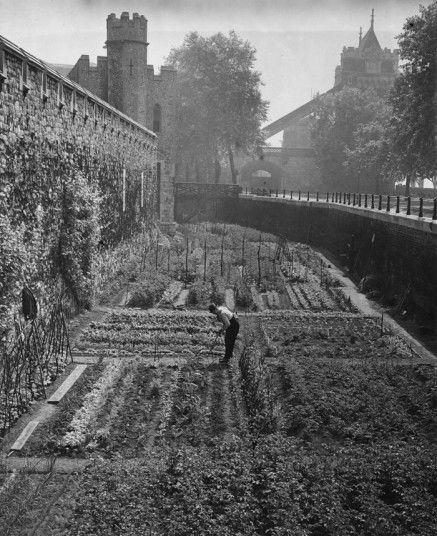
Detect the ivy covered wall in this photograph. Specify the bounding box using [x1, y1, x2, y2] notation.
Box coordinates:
[0, 35, 158, 330]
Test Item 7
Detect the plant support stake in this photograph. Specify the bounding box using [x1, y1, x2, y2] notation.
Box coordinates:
[122, 168, 126, 212]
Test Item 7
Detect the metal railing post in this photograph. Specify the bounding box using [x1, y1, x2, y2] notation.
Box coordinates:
[406, 196, 411, 215]
[316, 191, 319, 202]
[386, 195, 390, 212]
[343, 192, 346, 204]
[358, 193, 361, 207]
[307, 191, 310, 201]
[335, 192, 338, 203]
[331, 192, 335, 202]
[326, 192, 329, 202]
[419, 197, 423, 217]
[433, 198, 437, 220]
[396, 195, 400, 214]
[378, 195, 382, 210]
[348, 193, 351, 205]
[290, 191, 293, 200]
[299, 190, 301, 200]
[283, 189, 285, 198]
[353, 193, 356, 206]
[371, 194, 375, 209]
[364, 193, 368, 208]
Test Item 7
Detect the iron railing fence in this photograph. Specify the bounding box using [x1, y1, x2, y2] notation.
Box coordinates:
[242, 188, 437, 220]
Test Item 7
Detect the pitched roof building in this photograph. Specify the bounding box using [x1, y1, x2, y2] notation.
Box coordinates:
[334, 9, 399, 91]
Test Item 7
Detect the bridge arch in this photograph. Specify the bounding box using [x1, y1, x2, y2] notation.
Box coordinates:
[240, 159, 284, 191]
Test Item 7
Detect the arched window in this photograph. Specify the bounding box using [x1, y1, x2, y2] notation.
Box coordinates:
[153, 104, 161, 133]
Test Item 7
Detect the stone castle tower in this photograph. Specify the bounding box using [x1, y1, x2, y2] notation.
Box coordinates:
[334, 9, 399, 92]
[106, 12, 149, 123]
[68, 12, 176, 158]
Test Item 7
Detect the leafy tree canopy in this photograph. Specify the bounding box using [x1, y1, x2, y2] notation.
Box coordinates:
[311, 87, 389, 191]
[167, 31, 268, 184]
[388, 1, 437, 193]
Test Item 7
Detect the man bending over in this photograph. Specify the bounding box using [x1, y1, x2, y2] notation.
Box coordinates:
[208, 303, 240, 365]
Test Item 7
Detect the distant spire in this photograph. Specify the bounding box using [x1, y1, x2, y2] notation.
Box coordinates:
[359, 26, 362, 45]
[371, 8, 375, 29]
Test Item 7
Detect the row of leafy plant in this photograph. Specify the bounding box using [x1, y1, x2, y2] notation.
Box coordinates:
[29, 435, 433, 536]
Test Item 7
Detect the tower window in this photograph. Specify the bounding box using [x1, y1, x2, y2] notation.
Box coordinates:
[153, 103, 162, 133]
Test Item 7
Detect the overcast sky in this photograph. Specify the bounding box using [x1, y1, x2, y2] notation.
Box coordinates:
[0, 0, 428, 140]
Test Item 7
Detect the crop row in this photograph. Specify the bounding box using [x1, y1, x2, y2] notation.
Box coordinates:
[263, 315, 412, 360]
[20, 359, 245, 458]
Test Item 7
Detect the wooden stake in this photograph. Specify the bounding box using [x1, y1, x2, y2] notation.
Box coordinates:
[122, 168, 126, 212]
[203, 237, 207, 282]
[185, 236, 189, 280]
[242, 234, 245, 266]
[220, 233, 225, 277]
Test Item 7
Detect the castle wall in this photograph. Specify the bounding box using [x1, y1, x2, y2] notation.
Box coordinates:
[68, 12, 177, 163]
[0, 35, 158, 241]
[146, 66, 177, 156]
[68, 55, 108, 101]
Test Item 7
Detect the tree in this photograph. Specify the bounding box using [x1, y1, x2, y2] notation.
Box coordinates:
[311, 87, 387, 191]
[388, 2, 437, 195]
[344, 105, 395, 194]
[167, 31, 268, 184]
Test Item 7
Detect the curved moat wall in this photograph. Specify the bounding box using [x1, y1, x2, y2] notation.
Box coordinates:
[175, 194, 437, 332]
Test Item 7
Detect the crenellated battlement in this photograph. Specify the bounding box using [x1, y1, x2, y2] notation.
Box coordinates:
[106, 12, 148, 45]
[69, 11, 176, 155]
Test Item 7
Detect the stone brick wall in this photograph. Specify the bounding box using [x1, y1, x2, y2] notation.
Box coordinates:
[0, 34, 158, 241]
[106, 13, 149, 125]
[68, 12, 177, 161]
[147, 66, 177, 158]
[68, 55, 108, 102]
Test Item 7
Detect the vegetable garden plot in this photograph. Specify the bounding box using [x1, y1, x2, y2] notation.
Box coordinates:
[3, 223, 437, 535]
[280, 244, 355, 312]
[269, 357, 437, 445]
[101, 223, 359, 315]
[74, 309, 221, 358]
[261, 312, 413, 360]
[18, 362, 107, 457]
[19, 360, 245, 458]
[0, 470, 78, 536]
